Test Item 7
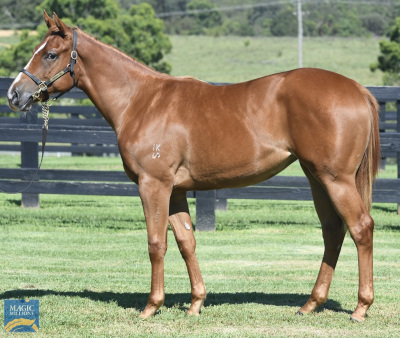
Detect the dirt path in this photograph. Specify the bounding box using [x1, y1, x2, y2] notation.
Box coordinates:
[0, 30, 15, 37]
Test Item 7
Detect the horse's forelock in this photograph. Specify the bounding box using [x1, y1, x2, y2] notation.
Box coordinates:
[41, 26, 61, 41]
[44, 23, 74, 39]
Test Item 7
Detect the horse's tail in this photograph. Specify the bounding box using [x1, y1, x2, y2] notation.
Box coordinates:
[355, 84, 381, 211]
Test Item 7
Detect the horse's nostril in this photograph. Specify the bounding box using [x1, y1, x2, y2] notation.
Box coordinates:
[7, 88, 23, 111]
[10, 90, 20, 106]
[11, 90, 19, 105]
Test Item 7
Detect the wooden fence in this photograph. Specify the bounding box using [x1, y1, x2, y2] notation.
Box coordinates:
[1, 77, 399, 231]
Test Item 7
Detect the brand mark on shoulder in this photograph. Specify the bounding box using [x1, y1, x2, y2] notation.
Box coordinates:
[152, 144, 161, 159]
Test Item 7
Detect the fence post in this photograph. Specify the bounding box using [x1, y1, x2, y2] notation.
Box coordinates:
[216, 198, 228, 211]
[397, 100, 400, 214]
[195, 190, 216, 231]
[20, 112, 39, 208]
[379, 101, 386, 170]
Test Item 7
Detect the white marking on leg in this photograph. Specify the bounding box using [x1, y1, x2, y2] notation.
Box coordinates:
[184, 222, 191, 230]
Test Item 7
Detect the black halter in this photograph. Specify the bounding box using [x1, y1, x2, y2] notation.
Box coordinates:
[21, 29, 78, 102]
[0, 30, 78, 194]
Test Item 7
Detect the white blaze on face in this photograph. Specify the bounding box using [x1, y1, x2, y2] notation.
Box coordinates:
[7, 40, 48, 103]
[13, 41, 48, 84]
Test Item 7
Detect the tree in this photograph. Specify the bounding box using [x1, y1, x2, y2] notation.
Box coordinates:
[186, 0, 222, 35]
[120, 4, 172, 73]
[38, 0, 119, 21]
[371, 18, 400, 85]
[0, 30, 40, 76]
[270, 4, 297, 37]
[0, 0, 42, 28]
[0, 1, 171, 75]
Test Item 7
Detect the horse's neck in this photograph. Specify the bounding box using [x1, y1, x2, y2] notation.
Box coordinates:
[76, 32, 164, 132]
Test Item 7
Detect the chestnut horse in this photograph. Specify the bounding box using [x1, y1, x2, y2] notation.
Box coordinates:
[7, 12, 380, 322]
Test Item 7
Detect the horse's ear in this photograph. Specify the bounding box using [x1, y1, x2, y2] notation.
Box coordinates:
[43, 10, 55, 28]
[53, 12, 70, 36]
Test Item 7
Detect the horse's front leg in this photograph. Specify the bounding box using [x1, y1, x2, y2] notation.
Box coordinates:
[169, 192, 206, 315]
[138, 175, 172, 319]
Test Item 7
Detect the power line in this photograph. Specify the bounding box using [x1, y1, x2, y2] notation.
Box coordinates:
[318, 0, 396, 4]
[297, 0, 396, 5]
[156, 1, 285, 18]
[155, 0, 397, 18]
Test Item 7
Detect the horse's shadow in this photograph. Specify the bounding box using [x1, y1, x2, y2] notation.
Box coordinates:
[0, 289, 351, 315]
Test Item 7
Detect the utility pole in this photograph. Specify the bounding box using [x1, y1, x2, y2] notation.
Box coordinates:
[297, 0, 303, 68]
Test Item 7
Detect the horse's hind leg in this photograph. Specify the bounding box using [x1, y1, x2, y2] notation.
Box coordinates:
[299, 165, 374, 321]
[298, 165, 347, 315]
[323, 178, 374, 321]
[169, 192, 206, 315]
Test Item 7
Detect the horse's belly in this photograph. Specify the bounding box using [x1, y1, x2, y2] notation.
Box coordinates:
[173, 145, 295, 190]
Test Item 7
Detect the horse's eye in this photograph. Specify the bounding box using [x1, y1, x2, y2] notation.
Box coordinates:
[46, 52, 57, 60]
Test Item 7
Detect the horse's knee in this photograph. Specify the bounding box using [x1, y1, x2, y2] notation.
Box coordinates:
[349, 213, 374, 248]
[148, 239, 167, 261]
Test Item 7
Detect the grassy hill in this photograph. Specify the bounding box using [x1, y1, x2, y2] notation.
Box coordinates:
[165, 35, 384, 85]
[0, 32, 385, 85]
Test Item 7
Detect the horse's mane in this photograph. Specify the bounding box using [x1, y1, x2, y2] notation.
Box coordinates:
[76, 28, 165, 76]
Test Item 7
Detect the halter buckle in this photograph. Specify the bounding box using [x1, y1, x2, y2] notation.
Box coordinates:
[32, 82, 48, 100]
[38, 82, 48, 91]
[71, 50, 77, 60]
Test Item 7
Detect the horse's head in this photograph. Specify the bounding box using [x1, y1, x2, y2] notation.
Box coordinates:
[7, 11, 77, 112]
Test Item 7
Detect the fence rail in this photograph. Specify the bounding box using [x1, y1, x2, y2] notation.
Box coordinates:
[1, 77, 399, 231]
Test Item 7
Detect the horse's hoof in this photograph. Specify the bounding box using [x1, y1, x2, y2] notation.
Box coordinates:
[139, 306, 158, 319]
[296, 310, 304, 316]
[350, 316, 363, 323]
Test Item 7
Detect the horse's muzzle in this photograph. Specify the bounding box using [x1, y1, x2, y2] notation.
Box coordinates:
[7, 85, 34, 112]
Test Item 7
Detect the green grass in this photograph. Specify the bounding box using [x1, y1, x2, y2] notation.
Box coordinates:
[0, 31, 20, 51]
[0, 154, 124, 171]
[0, 176, 399, 335]
[165, 35, 384, 85]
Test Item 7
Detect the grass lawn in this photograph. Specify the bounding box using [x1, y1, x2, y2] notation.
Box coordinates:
[0, 169, 399, 336]
[0, 30, 20, 50]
